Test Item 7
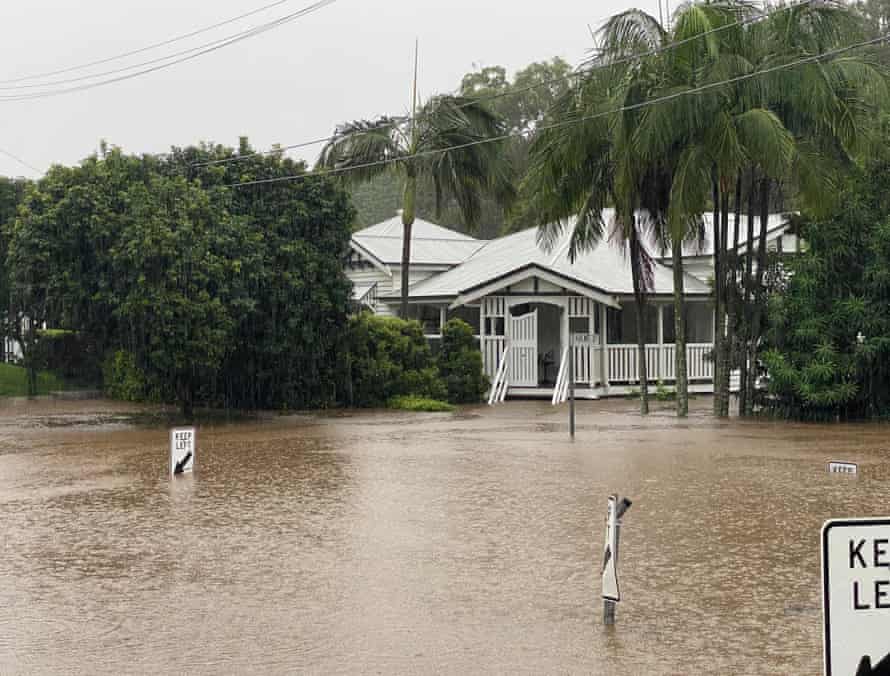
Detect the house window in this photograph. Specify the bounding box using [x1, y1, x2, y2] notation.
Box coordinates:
[448, 306, 481, 334]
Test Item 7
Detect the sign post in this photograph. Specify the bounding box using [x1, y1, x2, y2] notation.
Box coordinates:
[569, 333, 596, 438]
[822, 518, 890, 675]
[170, 427, 196, 477]
[602, 494, 632, 625]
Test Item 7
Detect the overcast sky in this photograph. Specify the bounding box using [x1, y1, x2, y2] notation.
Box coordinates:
[0, 0, 662, 178]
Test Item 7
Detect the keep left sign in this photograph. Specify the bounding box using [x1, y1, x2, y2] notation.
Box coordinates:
[170, 427, 196, 477]
[822, 518, 890, 675]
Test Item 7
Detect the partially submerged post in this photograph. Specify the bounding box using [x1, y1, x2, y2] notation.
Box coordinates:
[602, 494, 632, 625]
[569, 340, 575, 438]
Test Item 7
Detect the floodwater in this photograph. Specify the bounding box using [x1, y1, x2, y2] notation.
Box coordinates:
[0, 396, 887, 674]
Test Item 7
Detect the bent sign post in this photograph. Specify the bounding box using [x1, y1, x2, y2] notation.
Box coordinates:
[822, 518, 890, 675]
[170, 427, 196, 477]
[602, 494, 632, 625]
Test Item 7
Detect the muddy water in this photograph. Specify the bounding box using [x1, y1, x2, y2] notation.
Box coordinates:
[0, 396, 887, 674]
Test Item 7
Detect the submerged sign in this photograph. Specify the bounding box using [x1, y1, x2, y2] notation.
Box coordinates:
[828, 462, 859, 476]
[170, 427, 196, 476]
[822, 519, 890, 675]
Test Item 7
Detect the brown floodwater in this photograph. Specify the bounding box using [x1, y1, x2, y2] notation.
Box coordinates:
[0, 395, 887, 674]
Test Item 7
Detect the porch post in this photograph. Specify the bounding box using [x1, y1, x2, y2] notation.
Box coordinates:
[600, 303, 610, 391]
[480, 300, 488, 377]
[439, 306, 447, 335]
[657, 304, 665, 381]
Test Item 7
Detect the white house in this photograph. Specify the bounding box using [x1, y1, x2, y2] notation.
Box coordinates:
[346, 211, 793, 401]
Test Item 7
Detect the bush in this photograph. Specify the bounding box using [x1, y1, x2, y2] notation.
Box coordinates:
[387, 395, 455, 412]
[343, 314, 444, 407]
[437, 319, 488, 404]
[103, 350, 153, 402]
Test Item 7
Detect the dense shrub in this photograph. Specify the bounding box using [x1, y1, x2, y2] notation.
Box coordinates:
[103, 350, 153, 403]
[437, 319, 488, 404]
[387, 395, 456, 412]
[343, 314, 446, 407]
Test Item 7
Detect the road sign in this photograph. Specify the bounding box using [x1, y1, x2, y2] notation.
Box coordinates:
[170, 427, 196, 477]
[822, 518, 890, 675]
[602, 495, 620, 602]
[829, 461, 858, 475]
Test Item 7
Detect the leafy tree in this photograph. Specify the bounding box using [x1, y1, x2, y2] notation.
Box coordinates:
[763, 148, 890, 419]
[318, 95, 514, 317]
[169, 139, 356, 411]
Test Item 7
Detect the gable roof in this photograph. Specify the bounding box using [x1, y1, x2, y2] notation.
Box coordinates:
[352, 215, 485, 267]
[401, 219, 711, 302]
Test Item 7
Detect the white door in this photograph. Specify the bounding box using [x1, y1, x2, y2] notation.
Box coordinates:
[510, 310, 538, 387]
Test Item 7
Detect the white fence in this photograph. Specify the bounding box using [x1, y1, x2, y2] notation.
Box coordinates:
[607, 343, 713, 383]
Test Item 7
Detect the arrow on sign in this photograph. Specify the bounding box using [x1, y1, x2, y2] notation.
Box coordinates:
[174, 451, 193, 475]
[858, 653, 890, 676]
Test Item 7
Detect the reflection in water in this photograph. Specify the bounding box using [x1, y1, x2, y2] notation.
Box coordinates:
[0, 397, 887, 673]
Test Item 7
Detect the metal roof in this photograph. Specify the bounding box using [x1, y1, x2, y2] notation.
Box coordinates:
[402, 217, 711, 301]
[352, 216, 485, 267]
[655, 212, 790, 258]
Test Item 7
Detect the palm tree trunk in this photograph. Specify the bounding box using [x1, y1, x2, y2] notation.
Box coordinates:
[724, 174, 743, 415]
[629, 228, 649, 415]
[747, 177, 772, 414]
[741, 168, 757, 417]
[400, 172, 418, 319]
[672, 240, 688, 417]
[717, 183, 731, 417]
[712, 176, 723, 416]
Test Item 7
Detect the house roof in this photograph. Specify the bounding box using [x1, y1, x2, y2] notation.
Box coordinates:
[352, 215, 485, 267]
[400, 219, 711, 302]
[655, 212, 790, 258]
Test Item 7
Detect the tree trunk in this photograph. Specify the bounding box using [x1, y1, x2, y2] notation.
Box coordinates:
[747, 177, 772, 415]
[630, 228, 649, 415]
[400, 172, 418, 319]
[672, 241, 688, 418]
[741, 168, 757, 417]
[723, 174, 743, 416]
[712, 177, 723, 416]
[717, 183, 731, 417]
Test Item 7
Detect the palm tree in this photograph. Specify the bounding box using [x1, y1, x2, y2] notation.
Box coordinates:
[317, 94, 513, 318]
[522, 28, 663, 415]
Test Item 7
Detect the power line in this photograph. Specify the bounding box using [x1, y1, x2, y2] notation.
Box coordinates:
[0, 0, 300, 85]
[0, 0, 338, 102]
[0, 0, 330, 92]
[0, 148, 41, 175]
[227, 31, 888, 189]
[196, 0, 815, 169]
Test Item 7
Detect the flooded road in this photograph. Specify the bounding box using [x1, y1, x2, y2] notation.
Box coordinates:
[0, 396, 887, 674]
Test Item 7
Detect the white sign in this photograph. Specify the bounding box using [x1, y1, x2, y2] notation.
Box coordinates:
[829, 462, 858, 476]
[822, 518, 890, 675]
[170, 427, 196, 476]
[602, 495, 620, 602]
[573, 333, 597, 347]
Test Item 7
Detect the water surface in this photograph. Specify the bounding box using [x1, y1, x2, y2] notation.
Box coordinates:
[0, 397, 886, 674]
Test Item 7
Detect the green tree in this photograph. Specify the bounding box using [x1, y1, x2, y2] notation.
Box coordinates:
[763, 147, 890, 419]
[318, 94, 513, 318]
[169, 139, 355, 411]
[110, 174, 243, 417]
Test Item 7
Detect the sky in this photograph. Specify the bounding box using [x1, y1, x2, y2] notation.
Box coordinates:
[0, 0, 664, 178]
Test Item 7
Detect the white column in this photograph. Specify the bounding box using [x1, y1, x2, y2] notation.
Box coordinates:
[439, 306, 447, 335]
[600, 303, 609, 390]
[657, 304, 665, 380]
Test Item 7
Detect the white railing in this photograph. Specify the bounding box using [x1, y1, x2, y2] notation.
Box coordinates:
[572, 342, 593, 385]
[607, 343, 714, 383]
[687, 343, 713, 380]
[488, 346, 511, 405]
[483, 336, 507, 380]
[551, 347, 570, 405]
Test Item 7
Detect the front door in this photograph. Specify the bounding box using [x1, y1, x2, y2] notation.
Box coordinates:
[510, 310, 538, 387]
